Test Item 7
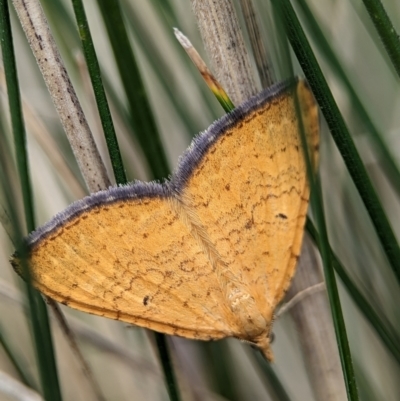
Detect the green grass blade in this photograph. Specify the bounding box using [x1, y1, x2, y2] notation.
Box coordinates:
[360, 0, 400, 77]
[0, 101, 37, 393]
[96, 0, 170, 180]
[271, 4, 359, 399]
[253, 352, 293, 401]
[94, 1, 180, 398]
[71, 0, 126, 184]
[295, 0, 400, 198]
[207, 343, 240, 400]
[269, 9, 353, 397]
[41, 0, 141, 178]
[306, 219, 400, 364]
[154, 334, 182, 401]
[152, 0, 179, 27]
[41, 0, 82, 58]
[1, 13, 34, 233]
[0, 326, 37, 391]
[301, 97, 359, 401]
[0, 132, 39, 391]
[307, 173, 359, 401]
[274, 0, 400, 286]
[122, 4, 211, 136]
[0, 3, 63, 400]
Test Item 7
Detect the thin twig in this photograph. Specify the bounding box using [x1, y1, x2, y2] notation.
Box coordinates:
[173, 28, 234, 111]
[191, 0, 258, 104]
[277, 281, 325, 317]
[12, 0, 110, 192]
[0, 66, 86, 199]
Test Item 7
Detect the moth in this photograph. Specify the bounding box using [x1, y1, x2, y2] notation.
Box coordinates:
[13, 79, 319, 361]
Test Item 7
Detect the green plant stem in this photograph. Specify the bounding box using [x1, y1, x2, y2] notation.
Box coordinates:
[154, 334, 181, 401]
[361, 0, 400, 77]
[306, 219, 400, 365]
[293, 86, 359, 400]
[93, 1, 180, 399]
[97, 0, 170, 180]
[123, 3, 219, 132]
[253, 352, 292, 401]
[274, 0, 400, 286]
[71, 0, 126, 184]
[0, 1, 62, 400]
[0, 326, 37, 391]
[3, 13, 33, 232]
[295, 0, 400, 198]
[297, 0, 400, 364]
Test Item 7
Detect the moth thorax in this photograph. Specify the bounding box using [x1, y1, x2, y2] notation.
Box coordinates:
[226, 283, 268, 338]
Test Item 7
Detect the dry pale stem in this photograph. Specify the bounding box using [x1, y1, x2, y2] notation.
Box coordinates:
[0, 370, 43, 401]
[0, 66, 86, 199]
[286, 234, 347, 400]
[12, 0, 110, 193]
[239, 0, 275, 88]
[11, 1, 111, 399]
[191, 0, 258, 104]
[47, 300, 107, 401]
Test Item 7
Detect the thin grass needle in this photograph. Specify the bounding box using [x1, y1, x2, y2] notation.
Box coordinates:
[173, 27, 235, 112]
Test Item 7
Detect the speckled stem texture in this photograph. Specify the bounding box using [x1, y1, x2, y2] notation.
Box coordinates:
[12, 0, 110, 193]
[191, 0, 258, 105]
[239, 0, 275, 88]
